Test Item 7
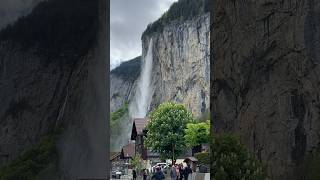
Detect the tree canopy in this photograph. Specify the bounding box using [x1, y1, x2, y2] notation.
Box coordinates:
[184, 120, 210, 148]
[144, 102, 193, 161]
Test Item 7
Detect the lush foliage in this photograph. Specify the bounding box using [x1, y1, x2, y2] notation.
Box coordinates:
[130, 154, 143, 172]
[0, 135, 58, 180]
[211, 134, 267, 180]
[195, 152, 210, 165]
[145, 102, 193, 161]
[110, 102, 129, 128]
[142, 0, 205, 37]
[111, 56, 141, 81]
[184, 120, 210, 148]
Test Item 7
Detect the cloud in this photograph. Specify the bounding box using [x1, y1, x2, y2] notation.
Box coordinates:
[110, 0, 177, 69]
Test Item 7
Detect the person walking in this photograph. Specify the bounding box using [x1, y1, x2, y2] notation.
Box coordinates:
[152, 166, 165, 180]
[175, 165, 180, 180]
[178, 164, 183, 180]
[183, 164, 193, 180]
[132, 169, 137, 180]
[170, 165, 177, 180]
[143, 169, 148, 180]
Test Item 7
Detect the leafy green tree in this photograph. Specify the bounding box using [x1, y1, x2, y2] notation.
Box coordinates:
[130, 154, 143, 172]
[184, 120, 210, 148]
[211, 134, 267, 180]
[145, 102, 193, 162]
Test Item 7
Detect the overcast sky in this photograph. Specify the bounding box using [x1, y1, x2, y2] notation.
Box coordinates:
[110, 0, 177, 70]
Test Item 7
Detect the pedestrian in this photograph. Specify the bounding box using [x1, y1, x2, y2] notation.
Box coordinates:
[178, 164, 183, 180]
[143, 169, 148, 180]
[170, 165, 177, 180]
[175, 165, 180, 180]
[183, 164, 193, 180]
[133, 169, 137, 180]
[152, 166, 165, 180]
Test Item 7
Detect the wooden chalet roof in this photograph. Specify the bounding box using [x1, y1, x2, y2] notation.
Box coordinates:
[131, 118, 148, 140]
[110, 152, 121, 161]
[121, 143, 135, 158]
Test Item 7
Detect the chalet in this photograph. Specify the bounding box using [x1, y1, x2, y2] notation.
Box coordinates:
[110, 152, 122, 171]
[120, 143, 135, 163]
[131, 118, 148, 160]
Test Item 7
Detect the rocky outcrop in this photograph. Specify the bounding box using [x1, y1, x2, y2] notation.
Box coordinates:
[212, 0, 320, 179]
[143, 13, 210, 118]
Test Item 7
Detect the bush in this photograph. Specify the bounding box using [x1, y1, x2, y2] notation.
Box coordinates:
[211, 134, 267, 180]
[195, 152, 210, 165]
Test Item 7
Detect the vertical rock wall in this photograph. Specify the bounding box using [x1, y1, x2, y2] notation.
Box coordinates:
[212, 0, 320, 179]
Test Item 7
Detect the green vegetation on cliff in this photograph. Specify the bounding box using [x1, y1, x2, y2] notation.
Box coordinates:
[110, 102, 129, 129]
[0, 134, 59, 180]
[142, 0, 205, 37]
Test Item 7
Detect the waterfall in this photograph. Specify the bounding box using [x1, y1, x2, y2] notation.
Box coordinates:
[112, 38, 154, 151]
[130, 38, 154, 118]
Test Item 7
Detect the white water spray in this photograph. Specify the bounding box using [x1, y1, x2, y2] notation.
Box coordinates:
[130, 38, 154, 118]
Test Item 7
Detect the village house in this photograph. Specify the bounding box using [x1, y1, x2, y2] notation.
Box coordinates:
[110, 151, 122, 171]
[131, 118, 148, 160]
[120, 143, 135, 163]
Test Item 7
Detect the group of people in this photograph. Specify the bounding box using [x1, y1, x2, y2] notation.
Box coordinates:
[170, 163, 193, 180]
[132, 163, 193, 180]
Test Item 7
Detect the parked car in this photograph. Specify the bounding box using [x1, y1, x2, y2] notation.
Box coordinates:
[111, 170, 122, 179]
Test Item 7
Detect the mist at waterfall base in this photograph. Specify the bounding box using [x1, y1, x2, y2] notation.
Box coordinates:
[113, 39, 154, 150]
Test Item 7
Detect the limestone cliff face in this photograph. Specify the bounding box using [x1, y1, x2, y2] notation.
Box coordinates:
[213, 0, 320, 179]
[142, 13, 210, 118]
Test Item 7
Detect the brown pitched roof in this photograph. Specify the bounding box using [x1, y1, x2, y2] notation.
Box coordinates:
[131, 118, 148, 140]
[110, 152, 121, 161]
[134, 118, 148, 135]
[121, 143, 135, 158]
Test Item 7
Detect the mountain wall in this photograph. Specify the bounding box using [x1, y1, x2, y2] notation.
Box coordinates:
[212, 0, 320, 179]
[0, 0, 107, 178]
[110, 12, 210, 151]
[142, 13, 210, 118]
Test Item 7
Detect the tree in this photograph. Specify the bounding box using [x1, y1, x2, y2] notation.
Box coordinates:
[211, 134, 267, 179]
[145, 102, 193, 163]
[130, 154, 143, 172]
[184, 120, 210, 148]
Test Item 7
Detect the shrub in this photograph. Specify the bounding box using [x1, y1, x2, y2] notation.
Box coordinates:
[195, 152, 210, 165]
[211, 134, 267, 180]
